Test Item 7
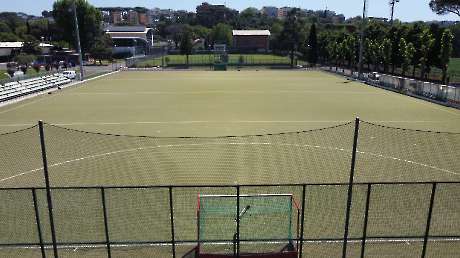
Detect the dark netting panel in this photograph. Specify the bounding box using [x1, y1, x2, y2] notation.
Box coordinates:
[426, 240, 460, 258]
[366, 184, 432, 237]
[302, 184, 368, 240]
[53, 245, 108, 258]
[51, 189, 106, 243]
[198, 196, 237, 242]
[0, 247, 45, 258]
[430, 183, 460, 237]
[0, 189, 38, 244]
[111, 245, 173, 258]
[40, 122, 353, 187]
[35, 189, 52, 243]
[361, 241, 423, 258]
[0, 126, 44, 188]
[105, 188, 171, 242]
[356, 122, 460, 183]
[302, 242, 342, 258]
[173, 187, 236, 243]
[303, 185, 348, 239]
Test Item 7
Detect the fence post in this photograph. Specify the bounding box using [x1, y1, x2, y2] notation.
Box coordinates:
[38, 120, 59, 258]
[236, 185, 240, 258]
[298, 184, 307, 258]
[360, 184, 372, 258]
[342, 117, 360, 258]
[32, 188, 46, 258]
[169, 186, 176, 258]
[100, 188, 112, 258]
[421, 183, 437, 258]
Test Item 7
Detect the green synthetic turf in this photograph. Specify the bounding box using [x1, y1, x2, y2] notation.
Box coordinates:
[1, 70, 459, 257]
[0, 70, 459, 135]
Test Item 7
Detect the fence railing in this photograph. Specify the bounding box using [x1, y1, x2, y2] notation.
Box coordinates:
[1, 182, 459, 258]
[323, 67, 460, 109]
[129, 54, 307, 68]
[1, 119, 459, 258]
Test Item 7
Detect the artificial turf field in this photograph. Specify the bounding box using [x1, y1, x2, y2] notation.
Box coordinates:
[1, 70, 459, 135]
[0, 70, 459, 257]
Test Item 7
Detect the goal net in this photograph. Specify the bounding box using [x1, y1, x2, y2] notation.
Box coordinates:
[193, 194, 299, 257]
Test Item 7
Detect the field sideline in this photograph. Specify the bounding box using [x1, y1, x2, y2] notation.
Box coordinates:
[0, 70, 459, 258]
[0, 70, 459, 136]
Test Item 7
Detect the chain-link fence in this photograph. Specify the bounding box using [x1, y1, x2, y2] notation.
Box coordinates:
[0, 119, 459, 258]
[129, 54, 307, 68]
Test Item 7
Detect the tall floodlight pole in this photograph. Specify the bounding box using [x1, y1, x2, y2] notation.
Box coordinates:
[72, 0, 84, 81]
[358, 0, 367, 79]
[389, 0, 400, 25]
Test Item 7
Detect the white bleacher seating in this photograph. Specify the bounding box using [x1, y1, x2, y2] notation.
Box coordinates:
[0, 73, 73, 102]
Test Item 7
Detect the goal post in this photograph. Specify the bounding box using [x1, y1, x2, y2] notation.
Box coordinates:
[187, 193, 300, 257]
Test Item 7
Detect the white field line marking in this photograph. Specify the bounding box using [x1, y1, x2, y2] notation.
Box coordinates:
[0, 142, 457, 185]
[0, 120, 442, 127]
[66, 90, 383, 95]
[3, 238, 460, 250]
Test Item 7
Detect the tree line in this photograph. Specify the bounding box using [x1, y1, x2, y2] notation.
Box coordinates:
[318, 20, 454, 83]
[0, 0, 112, 66]
[0, 0, 458, 79]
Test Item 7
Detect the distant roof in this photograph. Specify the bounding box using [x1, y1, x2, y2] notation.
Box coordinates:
[105, 26, 149, 33]
[0, 42, 53, 48]
[232, 30, 271, 36]
[0, 42, 22, 48]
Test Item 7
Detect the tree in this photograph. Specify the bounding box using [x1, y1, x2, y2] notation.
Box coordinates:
[13, 53, 36, 66]
[439, 29, 454, 83]
[0, 21, 12, 33]
[279, 9, 304, 67]
[211, 23, 233, 47]
[180, 27, 193, 66]
[0, 32, 21, 42]
[451, 23, 460, 57]
[165, 24, 186, 48]
[326, 41, 338, 67]
[236, 8, 260, 29]
[22, 40, 41, 55]
[429, 0, 460, 16]
[307, 23, 318, 65]
[419, 29, 435, 79]
[28, 19, 50, 41]
[407, 22, 426, 76]
[343, 34, 357, 69]
[400, 39, 415, 76]
[53, 0, 103, 55]
[381, 38, 392, 73]
[89, 34, 113, 65]
[364, 39, 380, 71]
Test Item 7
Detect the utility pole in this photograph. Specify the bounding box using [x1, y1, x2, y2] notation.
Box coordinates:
[358, 0, 367, 79]
[389, 0, 400, 25]
[72, 0, 84, 81]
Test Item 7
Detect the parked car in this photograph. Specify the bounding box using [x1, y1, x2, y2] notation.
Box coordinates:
[62, 70, 77, 79]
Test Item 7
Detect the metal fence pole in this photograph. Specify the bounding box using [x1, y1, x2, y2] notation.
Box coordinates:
[100, 188, 112, 258]
[298, 184, 307, 258]
[421, 183, 437, 258]
[342, 117, 360, 258]
[38, 121, 59, 258]
[32, 188, 46, 258]
[169, 186, 177, 258]
[236, 185, 241, 258]
[360, 184, 372, 258]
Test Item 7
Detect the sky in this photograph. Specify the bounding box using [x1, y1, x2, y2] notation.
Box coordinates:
[2, 0, 458, 22]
